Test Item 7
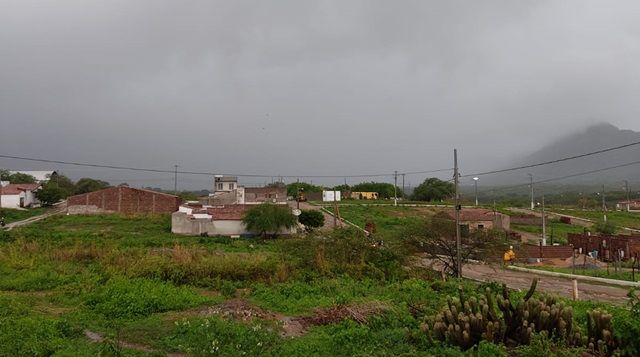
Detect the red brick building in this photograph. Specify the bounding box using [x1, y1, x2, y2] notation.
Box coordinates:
[67, 187, 182, 215]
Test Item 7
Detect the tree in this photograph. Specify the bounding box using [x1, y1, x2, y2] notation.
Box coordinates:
[74, 178, 110, 194]
[351, 182, 402, 199]
[1, 172, 37, 184]
[401, 211, 503, 277]
[594, 219, 616, 235]
[242, 203, 297, 238]
[411, 177, 454, 202]
[286, 182, 324, 197]
[331, 184, 351, 192]
[35, 185, 64, 206]
[46, 173, 76, 198]
[298, 209, 325, 231]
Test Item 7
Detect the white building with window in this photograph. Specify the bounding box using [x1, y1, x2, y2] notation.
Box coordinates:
[213, 176, 237, 192]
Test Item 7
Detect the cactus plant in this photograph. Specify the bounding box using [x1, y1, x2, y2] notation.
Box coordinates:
[424, 279, 620, 355]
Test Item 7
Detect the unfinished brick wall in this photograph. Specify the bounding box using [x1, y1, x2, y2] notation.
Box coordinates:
[517, 244, 573, 260]
[568, 233, 640, 261]
[67, 187, 182, 215]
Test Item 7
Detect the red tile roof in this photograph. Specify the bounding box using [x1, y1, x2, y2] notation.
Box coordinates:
[0, 183, 40, 195]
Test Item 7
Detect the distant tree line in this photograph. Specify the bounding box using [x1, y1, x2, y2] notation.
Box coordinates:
[284, 177, 457, 202]
[1, 170, 111, 206]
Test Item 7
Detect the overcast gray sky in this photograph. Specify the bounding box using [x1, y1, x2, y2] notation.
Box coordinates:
[2, 0, 640, 189]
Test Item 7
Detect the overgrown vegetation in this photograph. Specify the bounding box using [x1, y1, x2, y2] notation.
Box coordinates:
[0, 213, 637, 356]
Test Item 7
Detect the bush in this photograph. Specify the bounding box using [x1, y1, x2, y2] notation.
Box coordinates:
[243, 203, 296, 238]
[164, 317, 280, 355]
[85, 278, 207, 319]
[0, 316, 68, 356]
[298, 209, 325, 230]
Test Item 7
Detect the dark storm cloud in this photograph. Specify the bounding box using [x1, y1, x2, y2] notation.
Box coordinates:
[2, 0, 640, 189]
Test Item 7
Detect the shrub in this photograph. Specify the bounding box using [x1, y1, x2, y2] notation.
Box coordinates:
[298, 209, 325, 230]
[0, 316, 68, 356]
[243, 204, 297, 238]
[164, 317, 280, 355]
[85, 278, 207, 319]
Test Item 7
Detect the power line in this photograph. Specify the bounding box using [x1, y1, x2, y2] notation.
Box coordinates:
[0, 154, 449, 179]
[463, 140, 640, 178]
[478, 159, 640, 195]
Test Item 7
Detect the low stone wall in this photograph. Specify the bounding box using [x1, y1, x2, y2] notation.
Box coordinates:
[67, 205, 112, 215]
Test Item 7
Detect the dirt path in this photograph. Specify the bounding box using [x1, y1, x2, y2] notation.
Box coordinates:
[4, 208, 64, 231]
[295, 201, 339, 231]
[420, 258, 631, 304]
[84, 330, 185, 357]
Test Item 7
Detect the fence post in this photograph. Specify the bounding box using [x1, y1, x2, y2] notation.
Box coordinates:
[572, 279, 579, 301]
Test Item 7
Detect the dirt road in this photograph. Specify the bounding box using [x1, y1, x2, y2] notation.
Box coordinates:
[419, 257, 631, 304]
[293, 201, 338, 231]
[3, 208, 64, 231]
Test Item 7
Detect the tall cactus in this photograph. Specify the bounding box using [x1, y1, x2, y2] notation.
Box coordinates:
[424, 279, 619, 355]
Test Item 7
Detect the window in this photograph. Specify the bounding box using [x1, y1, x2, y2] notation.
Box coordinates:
[478, 224, 484, 230]
[229, 183, 235, 190]
[217, 183, 223, 190]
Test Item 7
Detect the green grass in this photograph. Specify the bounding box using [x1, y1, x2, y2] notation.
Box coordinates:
[0, 207, 48, 224]
[324, 204, 434, 243]
[0, 212, 637, 356]
[511, 220, 586, 244]
[527, 265, 639, 282]
[552, 209, 640, 229]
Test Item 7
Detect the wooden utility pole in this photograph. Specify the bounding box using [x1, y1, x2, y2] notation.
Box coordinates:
[402, 173, 405, 199]
[624, 180, 630, 212]
[393, 170, 398, 206]
[541, 193, 546, 246]
[602, 184, 607, 222]
[173, 164, 179, 195]
[454, 149, 462, 278]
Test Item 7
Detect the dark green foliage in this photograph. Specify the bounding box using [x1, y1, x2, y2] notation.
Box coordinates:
[286, 182, 324, 197]
[48, 173, 76, 198]
[74, 177, 110, 194]
[298, 209, 325, 229]
[350, 182, 402, 199]
[243, 203, 297, 238]
[0, 171, 37, 184]
[593, 219, 616, 235]
[35, 184, 64, 205]
[411, 177, 454, 202]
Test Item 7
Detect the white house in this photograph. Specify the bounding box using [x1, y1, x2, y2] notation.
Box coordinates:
[322, 190, 341, 202]
[0, 183, 41, 208]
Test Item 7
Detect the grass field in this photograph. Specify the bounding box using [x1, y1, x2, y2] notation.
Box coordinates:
[0, 207, 48, 224]
[511, 220, 586, 244]
[1, 213, 638, 356]
[528, 265, 639, 282]
[552, 209, 640, 229]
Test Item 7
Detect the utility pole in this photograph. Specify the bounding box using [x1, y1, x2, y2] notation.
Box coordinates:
[393, 170, 398, 206]
[602, 184, 607, 222]
[541, 193, 546, 246]
[454, 149, 462, 278]
[528, 173, 534, 210]
[624, 180, 630, 212]
[296, 178, 300, 210]
[402, 173, 405, 199]
[173, 164, 179, 195]
[473, 177, 479, 206]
